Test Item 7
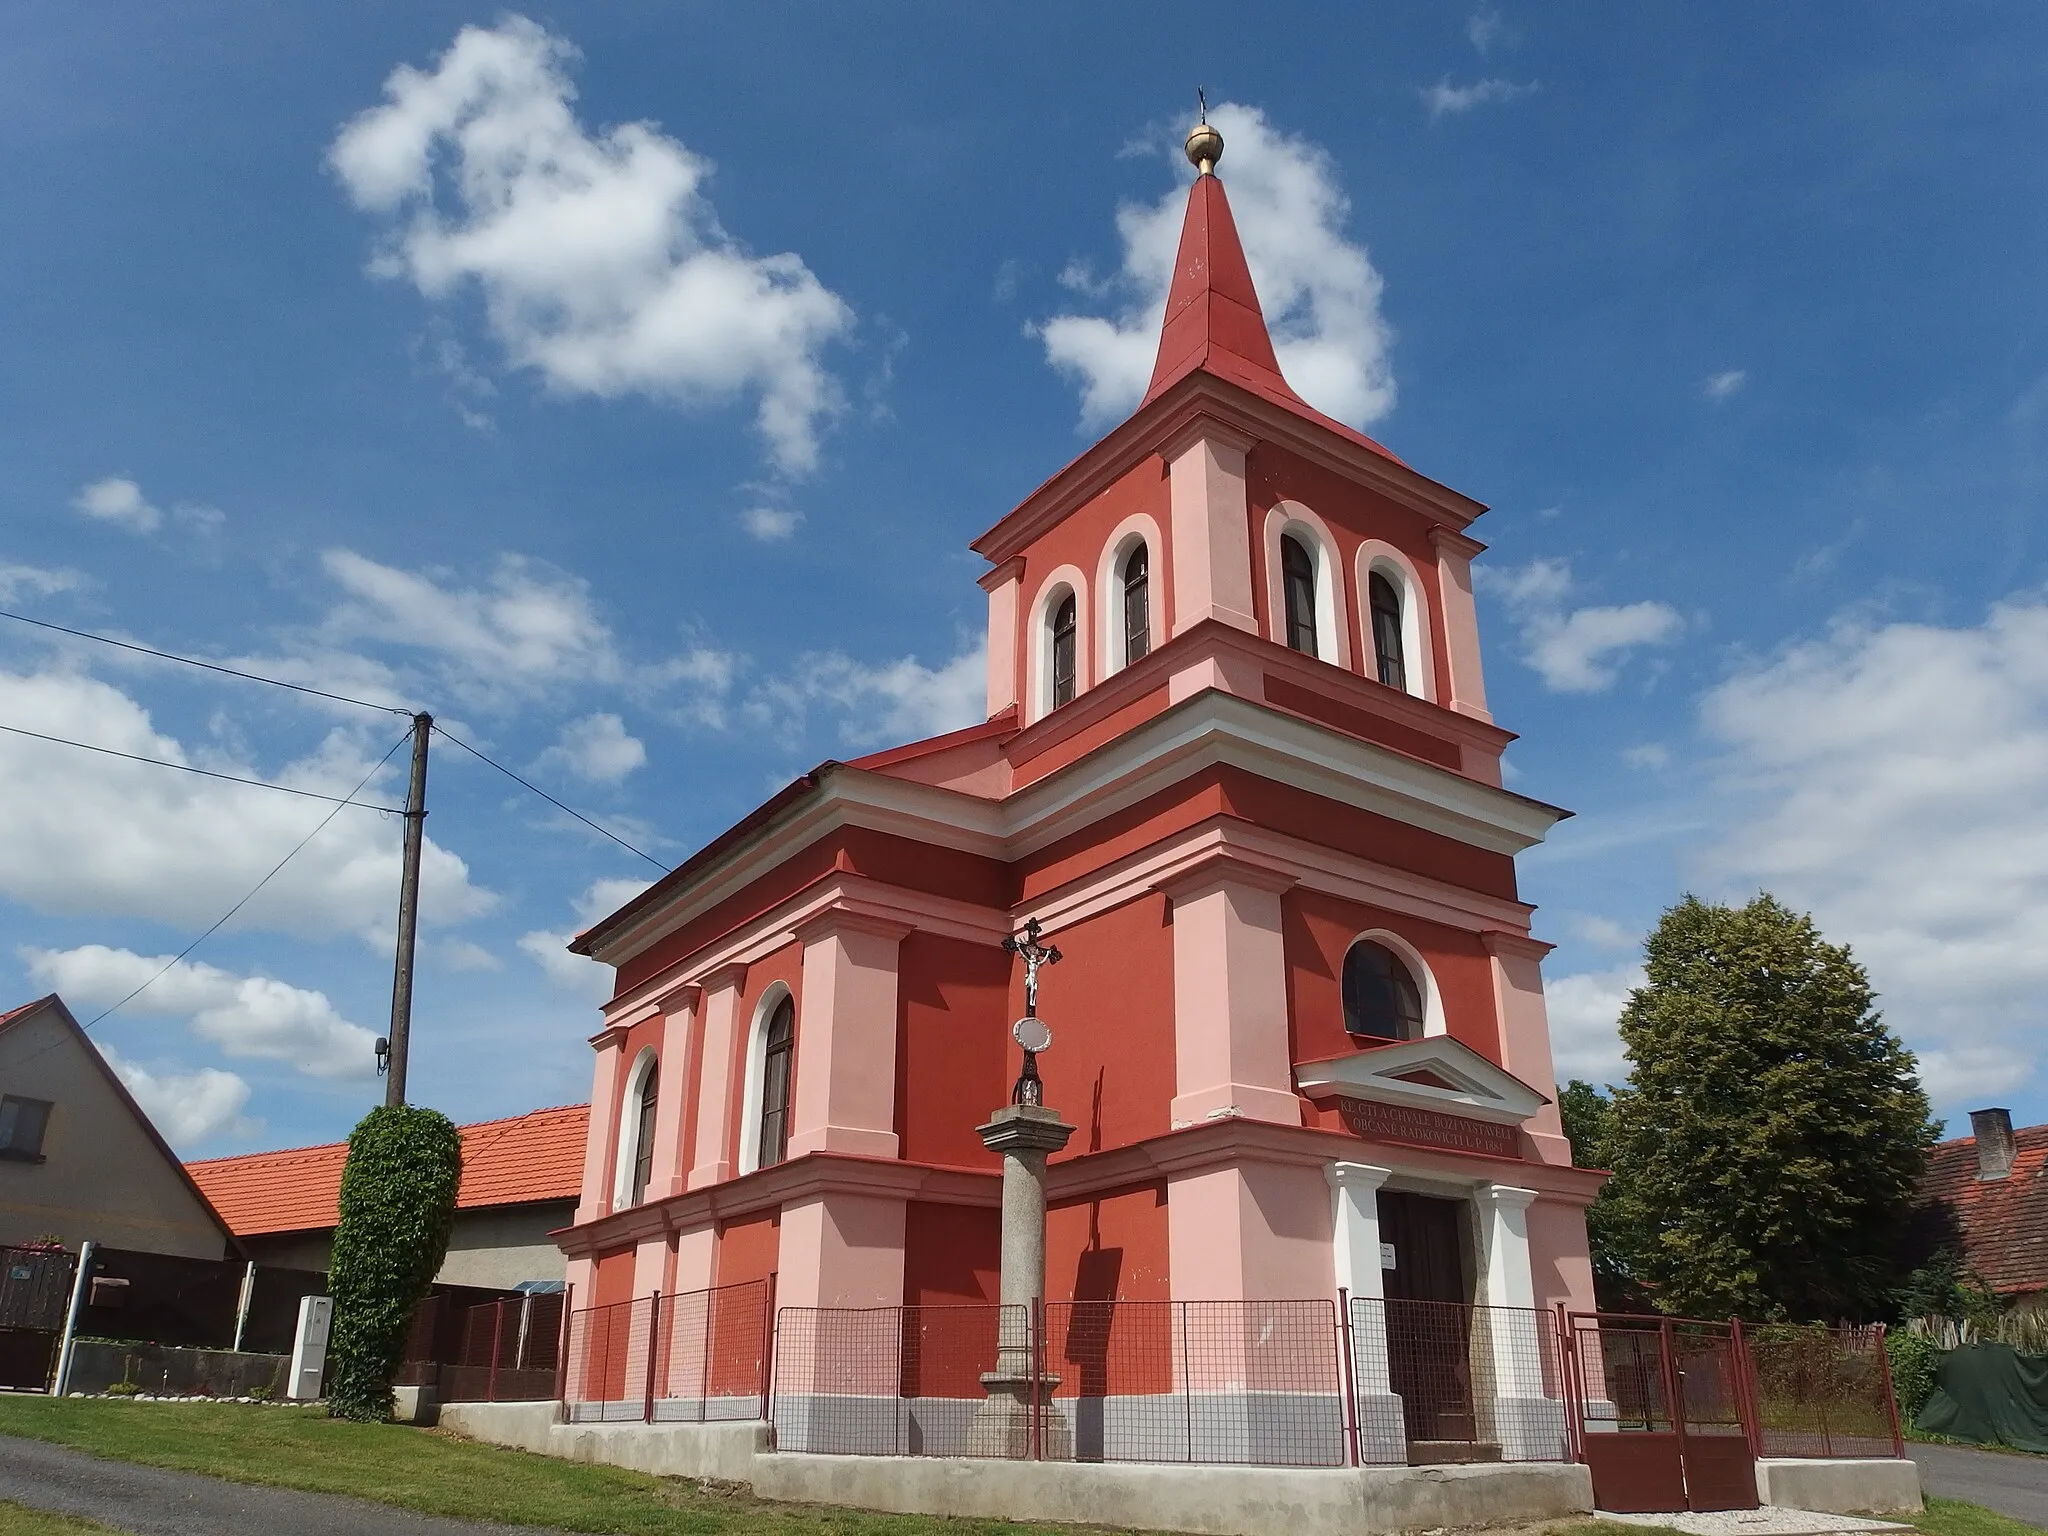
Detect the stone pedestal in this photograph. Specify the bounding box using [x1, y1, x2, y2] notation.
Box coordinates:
[968, 1103, 1075, 1458]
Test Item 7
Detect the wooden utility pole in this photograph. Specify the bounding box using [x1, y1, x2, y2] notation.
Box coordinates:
[384, 711, 431, 1106]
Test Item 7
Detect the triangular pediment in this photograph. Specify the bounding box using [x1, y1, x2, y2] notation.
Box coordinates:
[1294, 1036, 1549, 1127]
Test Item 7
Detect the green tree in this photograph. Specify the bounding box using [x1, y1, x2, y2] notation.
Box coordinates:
[1603, 893, 1934, 1321]
[1560, 1078, 1651, 1310]
[325, 1104, 463, 1421]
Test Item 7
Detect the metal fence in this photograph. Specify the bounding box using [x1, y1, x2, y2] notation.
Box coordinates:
[562, 1280, 771, 1424]
[1347, 1297, 1567, 1464]
[772, 1300, 1348, 1466]
[439, 1293, 565, 1403]
[1741, 1323, 1902, 1459]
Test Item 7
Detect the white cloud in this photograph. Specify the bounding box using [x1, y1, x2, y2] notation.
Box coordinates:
[1702, 369, 1748, 402]
[750, 640, 986, 748]
[99, 1044, 255, 1147]
[575, 876, 655, 924]
[330, 16, 853, 475]
[1544, 963, 1641, 1088]
[0, 666, 492, 943]
[307, 548, 735, 718]
[435, 938, 502, 972]
[1699, 595, 2048, 1110]
[1568, 915, 1638, 950]
[518, 877, 650, 1003]
[72, 478, 162, 534]
[1623, 743, 1671, 770]
[1466, 7, 1509, 53]
[535, 711, 646, 783]
[1476, 558, 1684, 692]
[26, 945, 379, 1080]
[0, 564, 82, 602]
[1422, 78, 1537, 120]
[741, 506, 802, 542]
[1038, 102, 1395, 432]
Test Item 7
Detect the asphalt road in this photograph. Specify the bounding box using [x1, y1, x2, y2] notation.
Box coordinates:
[1909, 1442, 2048, 1529]
[0, 1433, 561, 1536]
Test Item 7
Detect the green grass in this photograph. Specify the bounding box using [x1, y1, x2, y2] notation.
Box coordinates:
[0, 1504, 117, 1534]
[1912, 1497, 2047, 1536]
[0, 1397, 1149, 1536]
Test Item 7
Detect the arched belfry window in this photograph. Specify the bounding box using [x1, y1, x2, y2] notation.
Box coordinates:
[757, 995, 795, 1170]
[1281, 535, 1318, 656]
[1050, 593, 1078, 707]
[1369, 571, 1406, 691]
[1121, 544, 1151, 665]
[1342, 941, 1425, 1043]
[628, 1060, 659, 1206]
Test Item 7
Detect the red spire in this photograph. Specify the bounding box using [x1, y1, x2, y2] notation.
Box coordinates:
[1142, 170, 1303, 409]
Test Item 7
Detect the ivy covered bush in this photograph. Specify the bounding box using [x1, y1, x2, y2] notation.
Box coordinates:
[1886, 1330, 1939, 1423]
[325, 1105, 463, 1421]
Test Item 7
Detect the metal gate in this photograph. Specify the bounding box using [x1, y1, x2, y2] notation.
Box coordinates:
[1563, 1313, 1758, 1513]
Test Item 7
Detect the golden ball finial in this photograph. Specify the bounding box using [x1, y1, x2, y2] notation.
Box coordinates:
[1185, 120, 1224, 176]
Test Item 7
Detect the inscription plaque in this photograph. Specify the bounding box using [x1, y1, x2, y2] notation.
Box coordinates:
[1334, 1096, 1520, 1159]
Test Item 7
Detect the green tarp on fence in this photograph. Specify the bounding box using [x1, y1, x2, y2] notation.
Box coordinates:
[1916, 1342, 2048, 1453]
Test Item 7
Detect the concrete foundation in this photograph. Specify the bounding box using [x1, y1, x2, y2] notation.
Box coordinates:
[438, 1402, 1596, 1535]
[1754, 1458, 1923, 1516]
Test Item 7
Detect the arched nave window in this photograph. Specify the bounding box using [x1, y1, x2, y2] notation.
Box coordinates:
[1121, 543, 1151, 665]
[756, 995, 795, 1170]
[628, 1060, 659, 1205]
[1281, 534, 1319, 656]
[1050, 592, 1078, 707]
[1342, 940, 1426, 1043]
[1369, 570, 1407, 692]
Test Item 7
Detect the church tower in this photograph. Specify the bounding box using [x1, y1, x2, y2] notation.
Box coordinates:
[559, 117, 1599, 1443]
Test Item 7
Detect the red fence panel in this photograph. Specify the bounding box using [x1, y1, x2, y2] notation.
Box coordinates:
[561, 1283, 770, 1423]
[1347, 1298, 1568, 1465]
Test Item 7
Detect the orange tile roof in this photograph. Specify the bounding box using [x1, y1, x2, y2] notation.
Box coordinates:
[187, 1103, 588, 1238]
[1918, 1121, 2048, 1296]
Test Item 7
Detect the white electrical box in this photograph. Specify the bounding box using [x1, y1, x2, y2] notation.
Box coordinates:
[287, 1295, 332, 1400]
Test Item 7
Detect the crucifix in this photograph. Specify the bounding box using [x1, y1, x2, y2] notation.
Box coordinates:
[1002, 917, 1061, 1106]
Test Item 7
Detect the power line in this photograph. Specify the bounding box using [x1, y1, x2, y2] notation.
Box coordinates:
[432, 725, 669, 873]
[80, 731, 415, 1033]
[0, 607, 412, 717]
[0, 722, 404, 812]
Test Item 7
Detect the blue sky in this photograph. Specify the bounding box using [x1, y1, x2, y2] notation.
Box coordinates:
[3, 3, 2044, 1155]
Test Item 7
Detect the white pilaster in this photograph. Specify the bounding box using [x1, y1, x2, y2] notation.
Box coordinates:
[1472, 1183, 1565, 1460]
[1326, 1161, 1403, 1462]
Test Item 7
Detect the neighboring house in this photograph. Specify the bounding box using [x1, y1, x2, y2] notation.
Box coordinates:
[187, 1104, 587, 1289]
[558, 143, 1600, 1336]
[0, 995, 239, 1260]
[1918, 1107, 2048, 1307]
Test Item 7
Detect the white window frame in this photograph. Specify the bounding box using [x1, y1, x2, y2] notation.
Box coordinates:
[737, 983, 795, 1175]
[1095, 513, 1166, 677]
[611, 1046, 660, 1209]
[1026, 565, 1089, 722]
[1356, 542, 1436, 702]
[1262, 503, 1352, 669]
[1340, 929, 1447, 1042]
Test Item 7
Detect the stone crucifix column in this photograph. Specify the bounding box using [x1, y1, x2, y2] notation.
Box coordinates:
[968, 920, 1076, 1458]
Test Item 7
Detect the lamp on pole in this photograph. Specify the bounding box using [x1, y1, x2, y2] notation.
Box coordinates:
[970, 918, 1075, 1458]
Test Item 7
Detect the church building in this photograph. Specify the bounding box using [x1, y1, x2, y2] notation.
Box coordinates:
[557, 120, 1601, 1354]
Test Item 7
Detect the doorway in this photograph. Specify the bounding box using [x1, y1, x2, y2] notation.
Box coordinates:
[1378, 1191, 1480, 1449]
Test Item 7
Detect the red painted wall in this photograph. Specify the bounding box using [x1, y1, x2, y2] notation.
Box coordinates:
[903, 1200, 1000, 1305]
[1284, 888, 1503, 1066]
[896, 932, 1011, 1167]
[713, 1211, 780, 1289]
[1032, 893, 1178, 1157]
[1046, 1181, 1170, 1303]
